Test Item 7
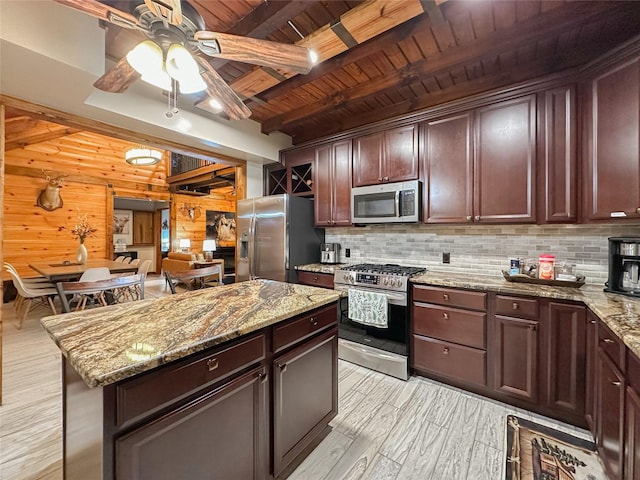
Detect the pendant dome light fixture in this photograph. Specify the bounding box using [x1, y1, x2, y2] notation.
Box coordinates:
[125, 146, 163, 166]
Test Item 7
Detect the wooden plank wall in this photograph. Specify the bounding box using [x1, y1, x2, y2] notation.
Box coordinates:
[4, 174, 108, 277]
[171, 193, 236, 253]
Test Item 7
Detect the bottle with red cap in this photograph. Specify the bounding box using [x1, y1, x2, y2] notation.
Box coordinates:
[538, 254, 555, 280]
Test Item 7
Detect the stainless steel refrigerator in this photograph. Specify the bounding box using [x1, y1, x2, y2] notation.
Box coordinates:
[236, 194, 325, 282]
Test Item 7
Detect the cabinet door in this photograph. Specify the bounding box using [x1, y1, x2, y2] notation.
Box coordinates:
[282, 147, 315, 196]
[585, 310, 598, 430]
[133, 211, 154, 245]
[273, 328, 338, 476]
[423, 113, 474, 223]
[626, 386, 640, 480]
[116, 366, 268, 480]
[493, 315, 538, 403]
[539, 85, 577, 223]
[315, 141, 352, 227]
[475, 95, 537, 223]
[353, 131, 384, 187]
[543, 301, 586, 420]
[596, 349, 625, 480]
[583, 56, 640, 221]
[384, 124, 419, 183]
[315, 144, 333, 226]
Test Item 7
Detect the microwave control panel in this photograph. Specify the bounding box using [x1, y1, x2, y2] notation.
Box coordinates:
[400, 190, 416, 216]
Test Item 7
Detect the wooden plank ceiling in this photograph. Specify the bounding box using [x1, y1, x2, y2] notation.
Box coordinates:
[95, 0, 640, 145]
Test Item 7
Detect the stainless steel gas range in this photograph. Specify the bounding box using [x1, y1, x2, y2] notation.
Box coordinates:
[333, 263, 425, 380]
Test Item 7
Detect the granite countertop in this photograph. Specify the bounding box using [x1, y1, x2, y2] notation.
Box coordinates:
[40, 280, 340, 388]
[411, 271, 640, 359]
[295, 263, 350, 274]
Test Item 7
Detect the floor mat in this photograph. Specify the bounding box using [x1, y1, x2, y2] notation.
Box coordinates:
[504, 415, 607, 480]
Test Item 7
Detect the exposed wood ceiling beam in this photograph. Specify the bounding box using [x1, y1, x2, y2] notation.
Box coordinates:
[290, 46, 598, 144]
[262, 1, 625, 134]
[4, 118, 81, 151]
[226, 0, 426, 99]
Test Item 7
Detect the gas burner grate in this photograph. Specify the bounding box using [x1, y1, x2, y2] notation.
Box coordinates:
[341, 263, 426, 277]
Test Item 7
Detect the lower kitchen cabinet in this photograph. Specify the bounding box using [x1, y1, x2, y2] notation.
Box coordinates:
[116, 366, 268, 480]
[297, 270, 334, 289]
[493, 314, 539, 403]
[596, 348, 625, 480]
[626, 384, 640, 480]
[273, 328, 338, 477]
[541, 301, 586, 423]
[585, 309, 599, 429]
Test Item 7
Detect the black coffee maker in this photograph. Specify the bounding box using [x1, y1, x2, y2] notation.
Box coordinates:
[605, 237, 640, 297]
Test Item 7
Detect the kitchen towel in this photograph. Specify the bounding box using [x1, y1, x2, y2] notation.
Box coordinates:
[348, 289, 388, 328]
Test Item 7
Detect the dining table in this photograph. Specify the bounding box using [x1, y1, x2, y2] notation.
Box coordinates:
[29, 259, 139, 282]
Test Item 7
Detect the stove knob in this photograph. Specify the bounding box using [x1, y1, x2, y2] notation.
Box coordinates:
[382, 278, 388, 285]
[389, 278, 396, 287]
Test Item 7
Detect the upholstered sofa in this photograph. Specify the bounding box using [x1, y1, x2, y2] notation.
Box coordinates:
[161, 252, 199, 273]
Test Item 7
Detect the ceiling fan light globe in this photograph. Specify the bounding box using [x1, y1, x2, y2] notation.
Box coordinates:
[126, 40, 163, 76]
[140, 70, 172, 91]
[178, 75, 207, 94]
[166, 43, 200, 81]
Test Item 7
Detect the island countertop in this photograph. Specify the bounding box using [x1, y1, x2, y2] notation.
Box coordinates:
[411, 271, 640, 359]
[40, 280, 340, 388]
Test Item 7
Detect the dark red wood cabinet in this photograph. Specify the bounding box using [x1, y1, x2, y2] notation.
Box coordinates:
[475, 95, 537, 223]
[273, 328, 338, 477]
[315, 140, 352, 227]
[582, 54, 640, 221]
[626, 351, 640, 480]
[296, 270, 334, 289]
[353, 123, 419, 187]
[538, 85, 578, 223]
[585, 309, 599, 430]
[267, 147, 316, 197]
[422, 112, 474, 223]
[116, 366, 268, 480]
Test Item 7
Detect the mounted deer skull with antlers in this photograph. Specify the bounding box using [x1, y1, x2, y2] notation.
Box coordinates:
[36, 170, 68, 211]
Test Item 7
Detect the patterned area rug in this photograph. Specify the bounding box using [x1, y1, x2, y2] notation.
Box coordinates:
[504, 415, 607, 480]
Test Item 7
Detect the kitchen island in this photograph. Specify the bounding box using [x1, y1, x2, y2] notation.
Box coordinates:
[40, 280, 341, 480]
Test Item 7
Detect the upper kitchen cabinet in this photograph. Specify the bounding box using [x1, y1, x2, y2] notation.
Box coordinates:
[315, 140, 352, 227]
[475, 95, 537, 223]
[423, 95, 537, 224]
[423, 112, 474, 223]
[538, 85, 578, 223]
[582, 53, 640, 222]
[266, 147, 315, 197]
[353, 124, 419, 187]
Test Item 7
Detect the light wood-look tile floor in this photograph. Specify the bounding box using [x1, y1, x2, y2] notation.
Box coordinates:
[1, 275, 594, 480]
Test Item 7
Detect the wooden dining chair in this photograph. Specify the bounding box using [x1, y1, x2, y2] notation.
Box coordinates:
[164, 265, 222, 294]
[56, 274, 145, 313]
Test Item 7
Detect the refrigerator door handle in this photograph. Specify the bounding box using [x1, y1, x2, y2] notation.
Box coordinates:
[249, 215, 256, 280]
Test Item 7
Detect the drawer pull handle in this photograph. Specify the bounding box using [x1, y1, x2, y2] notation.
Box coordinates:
[611, 380, 622, 387]
[313, 276, 318, 281]
[310, 317, 319, 327]
[207, 358, 219, 371]
[277, 362, 287, 373]
[590, 320, 597, 324]
[443, 312, 449, 320]
[603, 338, 614, 344]
[443, 347, 449, 355]
[443, 294, 449, 301]
[512, 302, 519, 310]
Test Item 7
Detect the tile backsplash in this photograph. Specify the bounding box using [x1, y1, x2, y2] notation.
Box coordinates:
[325, 223, 640, 285]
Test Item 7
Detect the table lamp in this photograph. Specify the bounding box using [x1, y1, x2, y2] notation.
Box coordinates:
[179, 238, 191, 253]
[202, 239, 216, 261]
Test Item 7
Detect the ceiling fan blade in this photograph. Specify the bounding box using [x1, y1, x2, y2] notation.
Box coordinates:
[144, 0, 182, 26]
[195, 31, 314, 75]
[53, 0, 139, 29]
[93, 56, 141, 93]
[195, 56, 251, 121]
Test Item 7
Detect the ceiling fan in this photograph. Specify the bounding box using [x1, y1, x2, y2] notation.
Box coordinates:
[54, 0, 316, 120]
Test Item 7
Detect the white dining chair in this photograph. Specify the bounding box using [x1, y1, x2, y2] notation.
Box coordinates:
[115, 256, 126, 263]
[72, 267, 113, 310]
[6, 268, 58, 329]
[129, 258, 141, 266]
[3, 262, 54, 314]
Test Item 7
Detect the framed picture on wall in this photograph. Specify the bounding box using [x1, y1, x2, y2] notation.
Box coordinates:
[206, 211, 236, 248]
[113, 209, 133, 246]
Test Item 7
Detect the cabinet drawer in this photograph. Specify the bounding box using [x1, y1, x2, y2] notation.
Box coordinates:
[597, 321, 625, 372]
[412, 285, 487, 311]
[297, 271, 334, 289]
[116, 333, 266, 428]
[495, 295, 539, 320]
[412, 335, 486, 387]
[413, 303, 486, 349]
[273, 304, 337, 353]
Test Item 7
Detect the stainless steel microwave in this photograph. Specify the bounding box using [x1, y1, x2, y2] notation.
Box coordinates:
[351, 180, 421, 224]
